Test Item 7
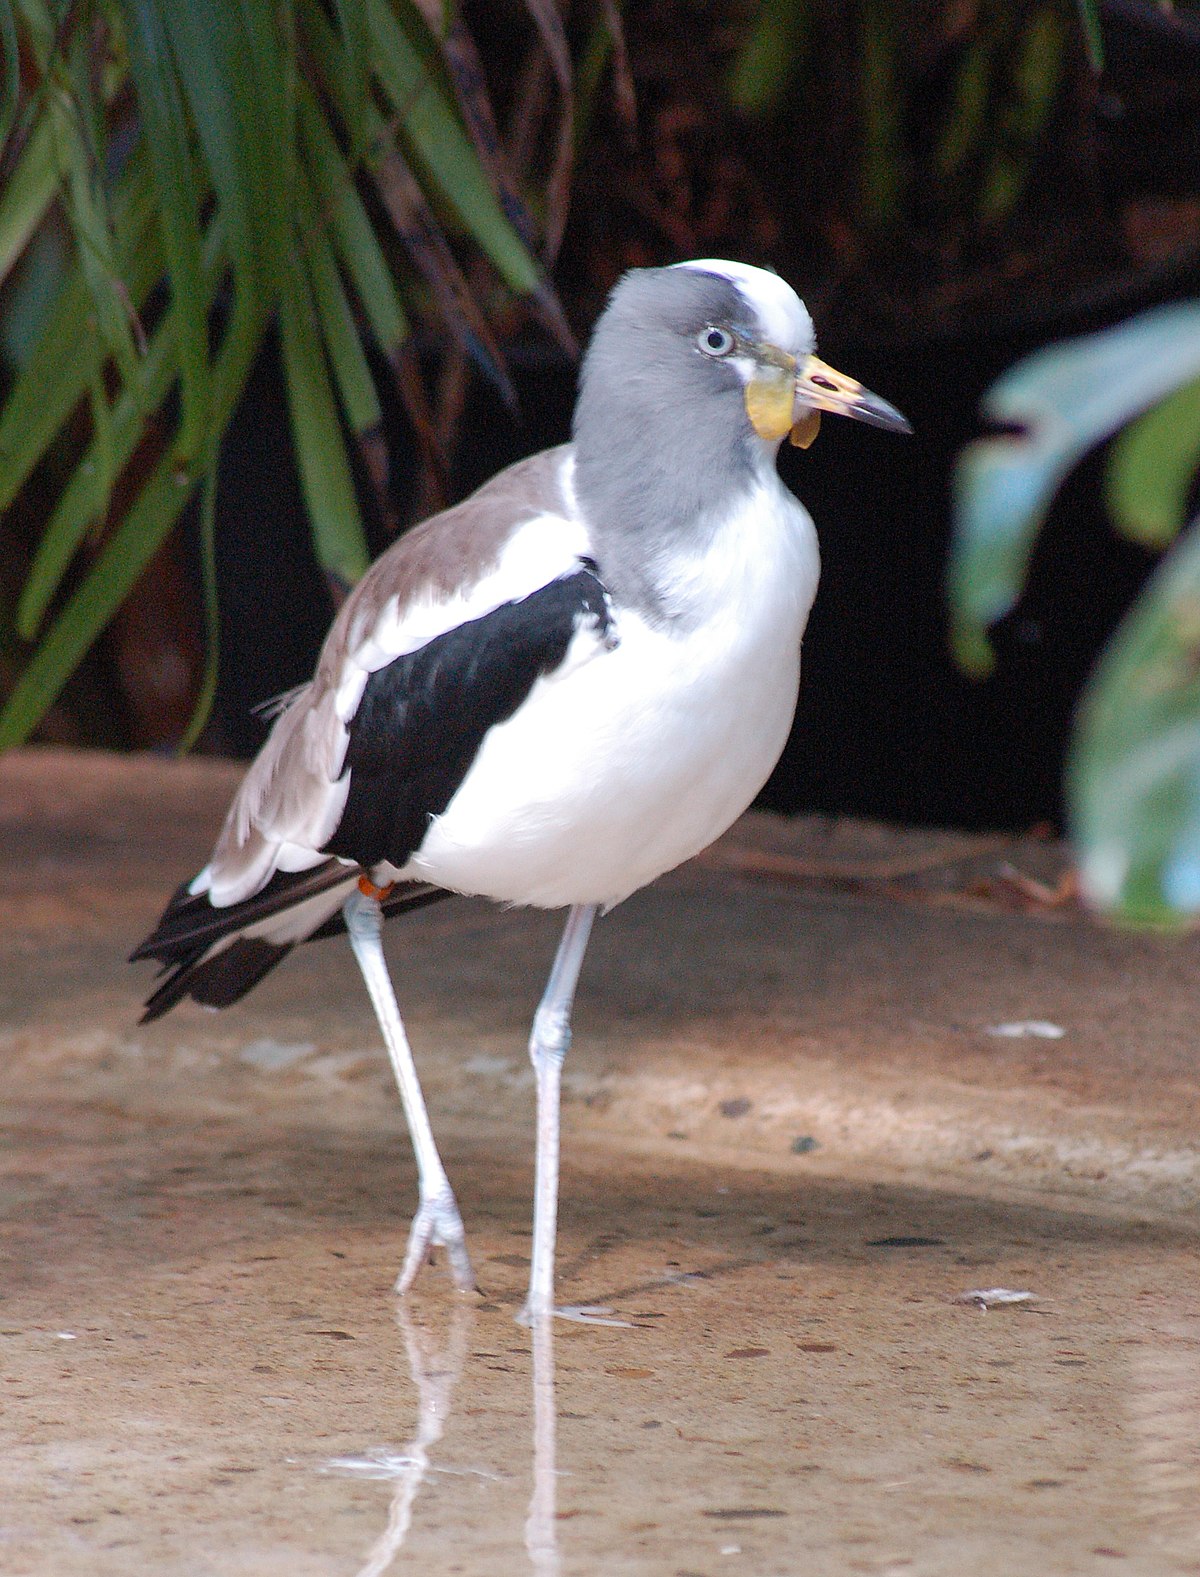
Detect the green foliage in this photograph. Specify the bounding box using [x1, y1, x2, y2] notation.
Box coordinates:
[950, 304, 1200, 675]
[728, 0, 1090, 237]
[1107, 377, 1200, 551]
[951, 303, 1200, 925]
[1070, 526, 1200, 926]
[0, 0, 571, 749]
[727, 0, 811, 117]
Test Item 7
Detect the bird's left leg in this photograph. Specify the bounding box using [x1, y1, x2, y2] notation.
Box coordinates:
[518, 903, 601, 1326]
[343, 886, 475, 1294]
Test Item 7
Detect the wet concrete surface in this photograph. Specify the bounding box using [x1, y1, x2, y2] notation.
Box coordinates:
[4, 749, 1200, 1575]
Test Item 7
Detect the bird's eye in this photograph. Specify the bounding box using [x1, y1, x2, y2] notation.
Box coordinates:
[698, 326, 735, 357]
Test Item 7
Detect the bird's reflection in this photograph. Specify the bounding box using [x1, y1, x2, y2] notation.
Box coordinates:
[330, 1299, 475, 1577]
[330, 1297, 562, 1577]
[525, 1309, 560, 1576]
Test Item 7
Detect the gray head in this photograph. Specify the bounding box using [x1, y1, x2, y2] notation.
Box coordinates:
[569, 262, 808, 617]
[572, 260, 815, 494]
[570, 260, 908, 618]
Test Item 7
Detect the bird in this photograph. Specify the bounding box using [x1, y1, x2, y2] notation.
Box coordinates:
[131, 259, 910, 1324]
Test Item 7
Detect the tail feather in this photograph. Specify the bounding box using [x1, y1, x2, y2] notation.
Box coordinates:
[140, 938, 293, 1024]
[132, 857, 452, 1022]
[130, 861, 356, 965]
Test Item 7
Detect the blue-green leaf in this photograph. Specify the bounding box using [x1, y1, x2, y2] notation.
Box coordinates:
[951, 301, 1200, 674]
[1069, 515, 1200, 926]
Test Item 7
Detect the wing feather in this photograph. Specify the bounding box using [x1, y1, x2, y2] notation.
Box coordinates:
[325, 566, 614, 869]
[131, 446, 599, 1022]
[197, 449, 582, 909]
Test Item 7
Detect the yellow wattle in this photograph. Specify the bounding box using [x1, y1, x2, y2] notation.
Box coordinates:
[744, 374, 795, 442]
[789, 410, 822, 449]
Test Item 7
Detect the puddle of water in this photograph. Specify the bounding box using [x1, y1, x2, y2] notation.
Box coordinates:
[7, 1120, 1200, 1575]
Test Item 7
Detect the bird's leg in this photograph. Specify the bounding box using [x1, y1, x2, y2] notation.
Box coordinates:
[518, 903, 598, 1325]
[342, 888, 475, 1294]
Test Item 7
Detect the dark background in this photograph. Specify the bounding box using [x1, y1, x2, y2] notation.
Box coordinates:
[18, 0, 1200, 832]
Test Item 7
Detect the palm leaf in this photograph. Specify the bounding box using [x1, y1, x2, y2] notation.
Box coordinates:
[0, 454, 199, 750]
[17, 216, 226, 638]
[0, 0, 19, 151]
[298, 87, 410, 358]
[0, 0, 575, 749]
[0, 150, 160, 516]
[302, 173, 383, 438]
[363, 0, 545, 296]
[123, 0, 212, 459]
[278, 250, 371, 586]
[0, 117, 60, 283]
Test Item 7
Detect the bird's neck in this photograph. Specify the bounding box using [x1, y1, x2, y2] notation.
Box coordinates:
[567, 402, 777, 625]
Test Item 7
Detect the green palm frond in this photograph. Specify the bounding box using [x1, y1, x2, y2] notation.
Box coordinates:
[0, 0, 583, 749]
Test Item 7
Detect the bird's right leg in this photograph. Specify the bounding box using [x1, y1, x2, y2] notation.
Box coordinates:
[343, 885, 475, 1294]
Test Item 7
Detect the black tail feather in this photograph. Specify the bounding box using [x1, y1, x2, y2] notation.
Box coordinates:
[132, 857, 454, 1022]
[130, 860, 356, 965]
[140, 938, 293, 1024]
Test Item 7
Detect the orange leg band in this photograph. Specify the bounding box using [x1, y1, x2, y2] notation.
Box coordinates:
[357, 874, 395, 902]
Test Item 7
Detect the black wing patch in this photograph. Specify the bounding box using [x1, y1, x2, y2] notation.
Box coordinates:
[130, 566, 609, 1023]
[324, 566, 613, 869]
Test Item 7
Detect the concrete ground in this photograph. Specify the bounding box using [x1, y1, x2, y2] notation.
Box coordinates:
[4, 748, 1200, 1576]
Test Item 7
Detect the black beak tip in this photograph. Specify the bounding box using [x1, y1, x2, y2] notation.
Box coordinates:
[858, 403, 914, 437]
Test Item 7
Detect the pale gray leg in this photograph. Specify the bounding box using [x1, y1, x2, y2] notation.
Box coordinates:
[343, 890, 474, 1294]
[518, 904, 598, 1325]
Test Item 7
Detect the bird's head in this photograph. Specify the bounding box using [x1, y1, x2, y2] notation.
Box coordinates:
[577, 259, 911, 454]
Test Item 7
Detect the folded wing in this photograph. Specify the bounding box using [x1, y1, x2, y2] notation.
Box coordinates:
[131, 451, 613, 1021]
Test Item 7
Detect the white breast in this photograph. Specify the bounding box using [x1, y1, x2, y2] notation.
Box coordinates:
[400, 475, 820, 908]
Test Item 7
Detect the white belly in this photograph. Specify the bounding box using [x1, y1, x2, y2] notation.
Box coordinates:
[402, 482, 820, 908]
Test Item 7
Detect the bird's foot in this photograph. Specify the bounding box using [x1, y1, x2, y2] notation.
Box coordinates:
[515, 1300, 632, 1328]
[394, 1188, 477, 1295]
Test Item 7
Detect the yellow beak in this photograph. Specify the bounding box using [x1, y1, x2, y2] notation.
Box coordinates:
[744, 352, 912, 447]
